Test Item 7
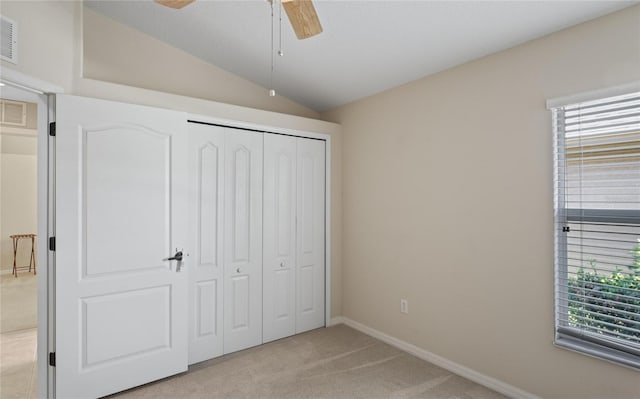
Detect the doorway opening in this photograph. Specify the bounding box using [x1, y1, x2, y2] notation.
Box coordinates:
[0, 75, 53, 399]
[0, 93, 38, 398]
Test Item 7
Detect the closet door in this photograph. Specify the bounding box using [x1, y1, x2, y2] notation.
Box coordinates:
[223, 129, 263, 354]
[296, 138, 326, 333]
[263, 134, 297, 343]
[188, 123, 224, 364]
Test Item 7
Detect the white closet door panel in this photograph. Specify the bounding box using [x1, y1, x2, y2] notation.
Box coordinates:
[263, 134, 297, 343]
[296, 138, 326, 333]
[188, 123, 224, 364]
[223, 129, 263, 354]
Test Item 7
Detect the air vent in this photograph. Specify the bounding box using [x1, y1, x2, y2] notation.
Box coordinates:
[1, 100, 27, 127]
[1, 16, 17, 64]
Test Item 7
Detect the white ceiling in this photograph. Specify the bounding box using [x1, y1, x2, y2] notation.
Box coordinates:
[85, 0, 637, 112]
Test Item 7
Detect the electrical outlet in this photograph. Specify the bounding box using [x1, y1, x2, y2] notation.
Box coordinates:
[400, 299, 408, 314]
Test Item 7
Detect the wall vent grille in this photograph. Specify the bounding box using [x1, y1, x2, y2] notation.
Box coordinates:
[1, 16, 17, 64]
[1, 100, 27, 127]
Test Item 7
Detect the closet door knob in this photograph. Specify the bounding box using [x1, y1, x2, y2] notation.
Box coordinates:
[236, 268, 241, 273]
[280, 261, 285, 268]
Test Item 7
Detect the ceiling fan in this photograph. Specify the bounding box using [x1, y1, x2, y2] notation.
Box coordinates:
[154, 0, 323, 40]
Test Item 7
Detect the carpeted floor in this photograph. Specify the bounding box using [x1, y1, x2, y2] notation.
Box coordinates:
[0, 328, 38, 399]
[0, 272, 38, 399]
[109, 324, 506, 399]
[0, 273, 37, 333]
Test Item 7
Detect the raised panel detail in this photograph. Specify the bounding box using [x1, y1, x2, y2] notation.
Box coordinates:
[277, 153, 293, 257]
[231, 275, 249, 330]
[199, 143, 219, 267]
[295, 138, 325, 335]
[232, 147, 250, 262]
[274, 269, 291, 319]
[84, 126, 170, 277]
[299, 265, 314, 313]
[300, 156, 314, 255]
[196, 280, 217, 337]
[82, 286, 171, 368]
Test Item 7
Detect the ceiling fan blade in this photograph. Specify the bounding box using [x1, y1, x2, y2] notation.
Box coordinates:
[282, 0, 323, 40]
[154, 0, 195, 9]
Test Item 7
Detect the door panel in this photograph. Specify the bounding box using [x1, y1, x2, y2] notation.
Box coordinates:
[82, 286, 171, 366]
[231, 275, 250, 329]
[195, 281, 217, 336]
[55, 95, 188, 399]
[263, 134, 297, 343]
[188, 123, 224, 364]
[296, 138, 326, 333]
[232, 147, 251, 261]
[274, 269, 292, 317]
[298, 265, 314, 313]
[84, 126, 170, 277]
[223, 129, 263, 354]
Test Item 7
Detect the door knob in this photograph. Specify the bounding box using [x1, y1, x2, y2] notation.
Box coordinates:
[165, 251, 183, 262]
[236, 268, 241, 273]
[280, 261, 285, 268]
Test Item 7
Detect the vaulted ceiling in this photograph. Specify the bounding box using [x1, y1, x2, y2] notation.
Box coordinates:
[85, 1, 637, 112]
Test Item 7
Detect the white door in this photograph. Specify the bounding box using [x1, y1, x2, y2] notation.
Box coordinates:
[263, 134, 297, 343]
[223, 128, 263, 354]
[296, 138, 326, 333]
[55, 95, 188, 398]
[187, 123, 224, 364]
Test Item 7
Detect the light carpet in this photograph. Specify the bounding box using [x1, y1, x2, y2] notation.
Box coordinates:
[0, 328, 37, 399]
[110, 324, 506, 399]
[0, 273, 37, 333]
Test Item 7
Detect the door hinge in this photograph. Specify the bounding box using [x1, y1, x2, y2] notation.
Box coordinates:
[49, 236, 55, 251]
[49, 352, 56, 367]
[49, 122, 56, 137]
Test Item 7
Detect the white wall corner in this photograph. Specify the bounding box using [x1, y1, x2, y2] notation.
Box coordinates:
[328, 316, 345, 327]
[341, 317, 540, 399]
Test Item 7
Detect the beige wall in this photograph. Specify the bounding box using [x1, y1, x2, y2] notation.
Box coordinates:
[0, 1, 342, 316]
[322, 5, 640, 399]
[0, 1, 76, 91]
[82, 8, 318, 119]
[0, 135, 37, 272]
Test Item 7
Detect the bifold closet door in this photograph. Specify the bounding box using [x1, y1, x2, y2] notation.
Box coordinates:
[187, 123, 224, 364]
[223, 129, 263, 354]
[296, 138, 326, 333]
[264, 135, 326, 343]
[263, 134, 297, 343]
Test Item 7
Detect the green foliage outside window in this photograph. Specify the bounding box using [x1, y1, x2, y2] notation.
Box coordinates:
[568, 240, 640, 341]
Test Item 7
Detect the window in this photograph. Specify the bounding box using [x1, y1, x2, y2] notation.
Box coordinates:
[552, 90, 640, 369]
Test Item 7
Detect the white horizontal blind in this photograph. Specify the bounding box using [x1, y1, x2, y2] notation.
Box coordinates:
[552, 91, 640, 369]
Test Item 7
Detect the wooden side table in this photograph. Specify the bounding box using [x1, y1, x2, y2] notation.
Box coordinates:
[10, 234, 36, 277]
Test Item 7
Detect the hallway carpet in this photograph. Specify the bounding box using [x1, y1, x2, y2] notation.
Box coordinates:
[110, 324, 506, 399]
[0, 273, 37, 333]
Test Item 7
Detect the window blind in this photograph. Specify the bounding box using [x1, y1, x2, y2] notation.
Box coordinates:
[552, 91, 640, 369]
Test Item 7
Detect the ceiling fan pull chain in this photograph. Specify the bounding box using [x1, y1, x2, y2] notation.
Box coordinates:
[269, 0, 276, 97]
[278, 0, 284, 57]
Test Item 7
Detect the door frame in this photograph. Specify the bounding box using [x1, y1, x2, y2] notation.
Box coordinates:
[187, 114, 333, 325]
[0, 67, 63, 399]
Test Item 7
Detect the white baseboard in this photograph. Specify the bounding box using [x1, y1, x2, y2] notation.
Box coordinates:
[327, 316, 345, 327]
[337, 317, 539, 399]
